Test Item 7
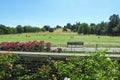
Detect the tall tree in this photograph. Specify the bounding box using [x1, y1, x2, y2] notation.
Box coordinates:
[90, 25, 96, 34]
[112, 20, 120, 35]
[16, 25, 24, 33]
[76, 22, 80, 32]
[66, 23, 72, 29]
[0, 24, 8, 34]
[90, 23, 96, 26]
[96, 22, 107, 35]
[71, 24, 77, 32]
[108, 14, 119, 35]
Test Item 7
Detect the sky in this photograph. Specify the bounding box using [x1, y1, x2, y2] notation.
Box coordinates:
[0, 0, 120, 27]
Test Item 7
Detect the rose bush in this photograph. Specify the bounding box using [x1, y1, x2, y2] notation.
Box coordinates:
[0, 50, 120, 80]
[38, 50, 120, 80]
[45, 42, 51, 52]
[0, 52, 40, 80]
[0, 52, 26, 79]
[0, 41, 51, 52]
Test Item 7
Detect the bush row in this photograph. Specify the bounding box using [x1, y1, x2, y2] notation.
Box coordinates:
[0, 41, 51, 52]
[39, 50, 120, 80]
[0, 50, 120, 80]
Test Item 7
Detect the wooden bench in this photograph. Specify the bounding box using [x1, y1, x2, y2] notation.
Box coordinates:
[67, 42, 84, 48]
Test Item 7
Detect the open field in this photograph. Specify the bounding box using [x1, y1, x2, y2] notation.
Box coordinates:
[0, 32, 120, 48]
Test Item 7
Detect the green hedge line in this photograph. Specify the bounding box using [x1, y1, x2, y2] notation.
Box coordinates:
[0, 50, 120, 80]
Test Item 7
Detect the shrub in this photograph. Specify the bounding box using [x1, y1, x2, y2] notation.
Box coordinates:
[45, 42, 51, 52]
[0, 41, 51, 52]
[49, 28, 54, 32]
[38, 50, 120, 80]
[51, 48, 62, 53]
[0, 52, 27, 79]
[57, 48, 62, 53]
[0, 50, 119, 80]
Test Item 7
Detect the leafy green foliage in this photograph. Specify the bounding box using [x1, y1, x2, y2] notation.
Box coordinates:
[43, 25, 50, 31]
[0, 50, 120, 79]
[0, 52, 27, 79]
[78, 23, 91, 34]
[49, 28, 54, 32]
[16, 25, 24, 33]
[38, 50, 120, 80]
[0, 24, 8, 34]
[108, 14, 120, 35]
[0, 14, 120, 36]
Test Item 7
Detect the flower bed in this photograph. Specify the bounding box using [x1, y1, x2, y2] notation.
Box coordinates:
[0, 41, 51, 52]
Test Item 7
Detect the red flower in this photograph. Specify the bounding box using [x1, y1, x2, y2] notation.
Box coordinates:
[3, 52, 7, 57]
[39, 41, 44, 45]
[46, 42, 51, 47]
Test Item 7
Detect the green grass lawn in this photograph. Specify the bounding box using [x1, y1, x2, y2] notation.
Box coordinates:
[0, 32, 120, 47]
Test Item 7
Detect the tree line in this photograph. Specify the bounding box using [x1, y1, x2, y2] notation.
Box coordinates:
[65, 14, 120, 36]
[0, 14, 120, 36]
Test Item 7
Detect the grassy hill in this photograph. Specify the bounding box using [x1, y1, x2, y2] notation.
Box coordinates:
[0, 31, 120, 48]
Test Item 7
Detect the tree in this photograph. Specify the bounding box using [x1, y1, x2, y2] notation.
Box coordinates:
[66, 23, 72, 29]
[23, 25, 33, 33]
[10, 28, 17, 34]
[112, 20, 120, 36]
[0, 24, 8, 34]
[90, 23, 96, 26]
[76, 22, 80, 32]
[23, 26, 28, 33]
[33, 27, 40, 32]
[40, 28, 45, 32]
[23, 25, 40, 33]
[43, 25, 50, 31]
[108, 14, 119, 35]
[63, 26, 67, 32]
[16, 25, 24, 33]
[49, 28, 54, 32]
[78, 23, 90, 34]
[71, 24, 77, 32]
[96, 22, 107, 35]
[90, 26, 96, 34]
[6, 27, 12, 34]
[56, 25, 61, 28]
[90, 23, 96, 34]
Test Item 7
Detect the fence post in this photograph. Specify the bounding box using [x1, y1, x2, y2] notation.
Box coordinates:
[95, 44, 98, 51]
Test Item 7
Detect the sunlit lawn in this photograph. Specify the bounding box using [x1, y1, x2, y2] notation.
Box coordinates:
[0, 32, 120, 47]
